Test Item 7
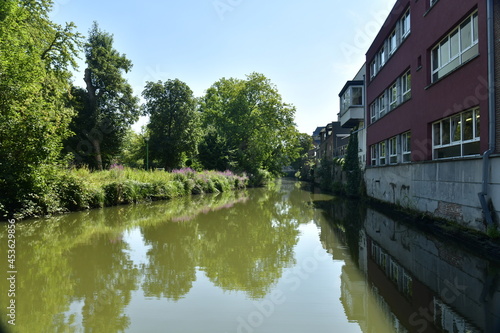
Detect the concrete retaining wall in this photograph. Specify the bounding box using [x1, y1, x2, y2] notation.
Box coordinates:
[364, 156, 500, 231]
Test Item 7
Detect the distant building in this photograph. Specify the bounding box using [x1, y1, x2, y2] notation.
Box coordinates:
[338, 64, 367, 168]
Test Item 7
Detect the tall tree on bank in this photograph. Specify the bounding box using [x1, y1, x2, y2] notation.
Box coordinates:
[199, 73, 299, 174]
[0, 0, 81, 217]
[66, 22, 139, 170]
[142, 79, 199, 170]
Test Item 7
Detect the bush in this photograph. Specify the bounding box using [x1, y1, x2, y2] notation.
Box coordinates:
[248, 169, 274, 187]
[1, 167, 249, 220]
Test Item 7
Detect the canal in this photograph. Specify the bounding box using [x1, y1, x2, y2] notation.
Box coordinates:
[0, 179, 499, 332]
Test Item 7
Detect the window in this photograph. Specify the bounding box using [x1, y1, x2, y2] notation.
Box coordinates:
[389, 136, 398, 164]
[431, 12, 479, 82]
[370, 102, 377, 123]
[402, 70, 411, 101]
[371, 145, 378, 166]
[352, 87, 363, 106]
[379, 47, 386, 68]
[379, 141, 387, 165]
[340, 86, 364, 115]
[379, 93, 386, 118]
[402, 132, 411, 162]
[389, 30, 397, 55]
[401, 10, 410, 39]
[389, 82, 398, 110]
[432, 108, 480, 159]
[370, 9, 410, 81]
[370, 60, 377, 79]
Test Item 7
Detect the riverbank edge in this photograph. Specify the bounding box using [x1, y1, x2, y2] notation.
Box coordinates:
[366, 197, 500, 265]
[0, 168, 255, 222]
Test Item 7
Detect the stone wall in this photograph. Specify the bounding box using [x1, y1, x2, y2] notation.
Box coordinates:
[364, 156, 500, 231]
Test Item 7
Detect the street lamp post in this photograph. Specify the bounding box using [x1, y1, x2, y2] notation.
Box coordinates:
[145, 136, 149, 171]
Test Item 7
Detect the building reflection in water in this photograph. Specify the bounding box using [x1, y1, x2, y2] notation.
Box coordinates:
[315, 198, 500, 333]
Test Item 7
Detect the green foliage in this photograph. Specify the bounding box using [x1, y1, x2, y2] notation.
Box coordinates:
[142, 79, 199, 170]
[65, 22, 140, 170]
[0, 0, 82, 218]
[199, 73, 299, 175]
[248, 169, 274, 187]
[1, 167, 249, 218]
[343, 130, 362, 197]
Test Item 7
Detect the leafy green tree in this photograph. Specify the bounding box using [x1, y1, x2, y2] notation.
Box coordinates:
[0, 0, 81, 217]
[343, 130, 362, 197]
[65, 22, 140, 170]
[119, 129, 146, 168]
[142, 79, 199, 170]
[200, 73, 299, 174]
[290, 133, 313, 168]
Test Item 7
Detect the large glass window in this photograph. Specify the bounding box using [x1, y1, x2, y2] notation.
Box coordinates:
[432, 108, 480, 159]
[431, 11, 479, 82]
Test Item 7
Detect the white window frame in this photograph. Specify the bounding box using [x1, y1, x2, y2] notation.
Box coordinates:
[389, 136, 398, 164]
[378, 93, 386, 118]
[402, 70, 411, 101]
[379, 141, 387, 165]
[370, 60, 377, 80]
[401, 9, 411, 39]
[370, 102, 377, 123]
[431, 11, 479, 82]
[388, 30, 397, 55]
[371, 145, 378, 166]
[389, 82, 398, 110]
[379, 46, 386, 68]
[432, 108, 480, 159]
[402, 132, 411, 162]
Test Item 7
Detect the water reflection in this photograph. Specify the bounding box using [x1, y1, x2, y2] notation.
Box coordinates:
[0, 184, 310, 332]
[315, 195, 500, 333]
[0, 181, 499, 332]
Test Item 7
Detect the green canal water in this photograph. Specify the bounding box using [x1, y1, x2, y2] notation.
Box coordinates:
[1, 179, 499, 332]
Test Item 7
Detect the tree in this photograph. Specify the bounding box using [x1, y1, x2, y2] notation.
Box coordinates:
[343, 129, 362, 197]
[199, 73, 299, 174]
[65, 22, 139, 170]
[0, 0, 81, 217]
[142, 79, 199, 170]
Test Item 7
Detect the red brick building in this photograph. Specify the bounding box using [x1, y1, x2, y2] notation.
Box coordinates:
[366, 0, 490, 165]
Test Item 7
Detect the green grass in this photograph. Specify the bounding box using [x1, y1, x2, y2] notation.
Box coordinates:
[7, 167, 249, 219]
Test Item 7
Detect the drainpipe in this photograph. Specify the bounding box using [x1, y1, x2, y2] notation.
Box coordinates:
[478, 0, 496, 226]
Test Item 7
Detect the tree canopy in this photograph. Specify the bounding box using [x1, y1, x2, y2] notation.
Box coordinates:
[199, 73, 300, 175]
[142, 79, 199, 170]
[65, 22, 140, 170]
[0, 0, 81, 217]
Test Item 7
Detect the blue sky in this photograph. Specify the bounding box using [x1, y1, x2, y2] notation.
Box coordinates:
[51, 0, 396, 134]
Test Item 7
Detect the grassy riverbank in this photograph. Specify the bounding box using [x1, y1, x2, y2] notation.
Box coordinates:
[5, 167, 252, 220]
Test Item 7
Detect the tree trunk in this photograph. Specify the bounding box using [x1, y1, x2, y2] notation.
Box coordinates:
[90, 137, 103, 171]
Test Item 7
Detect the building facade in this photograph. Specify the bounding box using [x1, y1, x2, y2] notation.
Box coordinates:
[362, 0, 499, 231]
